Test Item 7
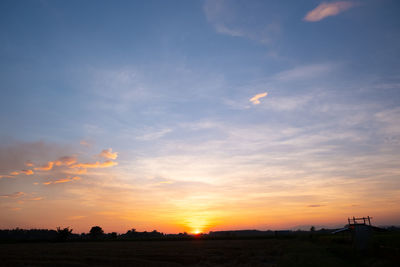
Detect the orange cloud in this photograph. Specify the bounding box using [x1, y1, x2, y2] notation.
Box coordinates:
[30, 197, 43, 201]
[55, 156, 77, 166]
[25, 161, 34, 167]
[0, 192, 25, 198]
[250, 92, 268, 105]
[21, 169, 34, 175]
[8, 169, 34, 176]
[34, 161, 54, 171]
[43, 176, 81, 185]
[99, 148, 118, 160]
[70, 160, 118, 169]
[304, 1, 356, 22]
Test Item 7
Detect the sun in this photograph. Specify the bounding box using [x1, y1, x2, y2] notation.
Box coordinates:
[193, 230, 201, 235]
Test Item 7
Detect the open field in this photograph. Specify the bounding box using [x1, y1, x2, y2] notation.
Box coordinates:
[0, 234, 399, 266]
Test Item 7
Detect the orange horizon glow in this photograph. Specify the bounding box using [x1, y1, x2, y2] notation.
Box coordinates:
[1, 145, 399, 234]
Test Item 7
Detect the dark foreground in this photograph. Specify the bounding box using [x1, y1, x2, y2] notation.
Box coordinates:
[0, 235, 399, 266]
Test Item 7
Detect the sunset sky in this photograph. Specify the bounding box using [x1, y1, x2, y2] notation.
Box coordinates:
[1, 0, 400, 234]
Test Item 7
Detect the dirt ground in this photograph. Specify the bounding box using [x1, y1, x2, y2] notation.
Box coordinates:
[0, 237, 398, 266]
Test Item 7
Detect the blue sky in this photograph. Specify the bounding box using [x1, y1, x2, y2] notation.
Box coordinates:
[0, 0, 400, 233]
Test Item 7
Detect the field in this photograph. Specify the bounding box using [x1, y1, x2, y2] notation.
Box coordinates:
[0, 234, 399, 266]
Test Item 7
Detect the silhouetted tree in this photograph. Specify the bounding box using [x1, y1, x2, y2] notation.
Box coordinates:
[89, 226, 104, 239]
[109, 232, 117, 239]
[56, 227, 73, 241]
[310, 226, 315, 232]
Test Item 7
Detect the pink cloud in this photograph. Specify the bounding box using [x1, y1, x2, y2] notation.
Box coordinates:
[304, 1, 356, 22]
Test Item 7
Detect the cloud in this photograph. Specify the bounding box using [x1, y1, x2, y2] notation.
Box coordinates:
[214, 24, 244, 37]
[70, 160, 118, 169]
[55, 156, 77, 166]
[304, 1, 356, 22]
[80, 140, 91, 147]
[29, 197, 43, 201]
[34, 161, 54, 171]
[203, 0, 280, 44]
[136, 128, 172, 141]
[250, 92, 268, 105]
[99, 148, 118, 160]
[63, 168, 87, 175]
[43, 176, 81, 185]
[9, 169, 35, 176]
[21, 169, 34, 175]
[275, 63, 335, 81]
[25, 161, 34, 167]
[0, 141, 69, 171]
[307, 204, 325, 208]
[0, 192, 25, 198]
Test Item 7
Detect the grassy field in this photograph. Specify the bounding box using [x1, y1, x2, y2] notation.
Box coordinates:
[0, 234, 399, 266]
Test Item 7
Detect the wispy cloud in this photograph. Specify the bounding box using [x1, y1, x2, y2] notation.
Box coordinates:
[9, 169, 34, 176]
[275, 63, 336, 81]
[0, 192, 25, 198]
[136, 128, 172, 141]
[304, 1, 357, 22]
[34, 161, 54, 171]
[80, 140, 91, 147]
[25, 161, 34, 167]
[70, 160, 118, 169]
[249, 92, 268, 105]
[203, 0, 280, 44]
[98, 148, 118, 160]
[55, 156, 77, 166]
[307, 204, 325, 208]
[43, 176, 81, 185]
[20, 169, 34, 175]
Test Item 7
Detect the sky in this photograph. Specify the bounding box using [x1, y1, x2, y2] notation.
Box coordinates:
[0, 0, 400, 234]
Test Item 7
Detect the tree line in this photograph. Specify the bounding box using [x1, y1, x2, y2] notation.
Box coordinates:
[0, 226, 189, 242]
